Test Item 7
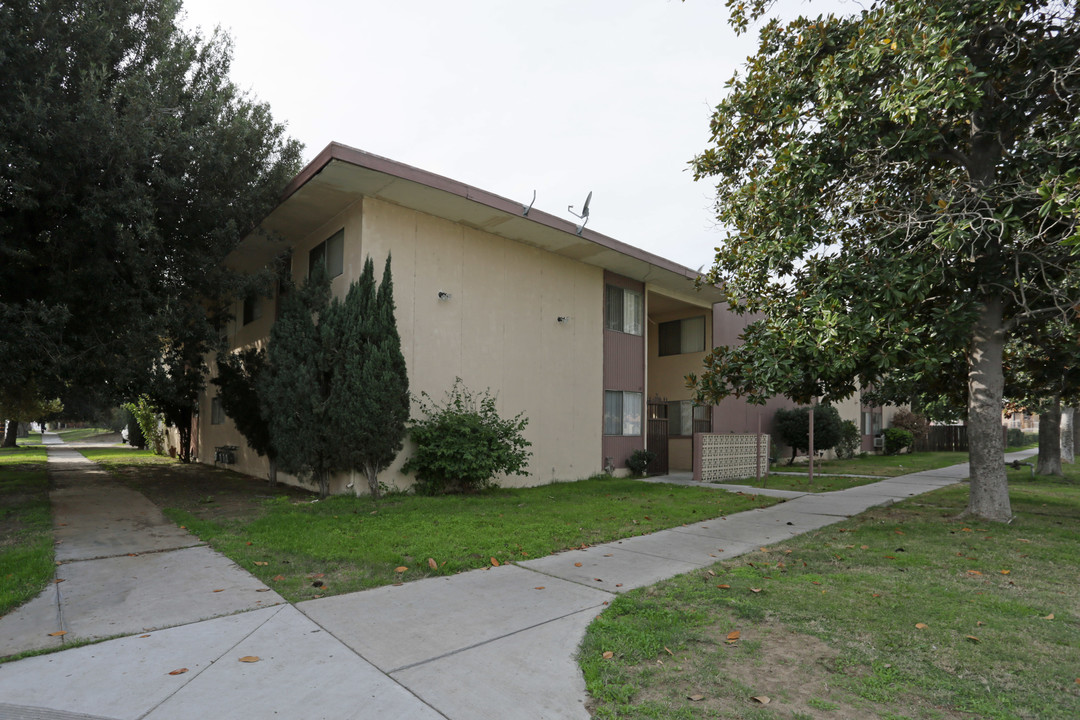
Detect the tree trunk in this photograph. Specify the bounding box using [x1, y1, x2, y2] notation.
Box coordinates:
[317, 470, 329, 499]
[1036, 397, 1062, 476]
[1061, 407, 1075, 464]
[177, 423, 192, 463]
[365, 463, 381, 501]
[964, 297, 1012, 522]
[268, 455, 278, 486]
[2, 420, 17, 447]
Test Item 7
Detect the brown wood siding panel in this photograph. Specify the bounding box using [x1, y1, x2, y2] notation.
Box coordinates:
[603, 330, 645, 393]
[603, 435, 643, 470]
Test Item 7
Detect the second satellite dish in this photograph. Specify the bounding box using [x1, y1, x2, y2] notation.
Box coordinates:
[568, 191, 592, 235]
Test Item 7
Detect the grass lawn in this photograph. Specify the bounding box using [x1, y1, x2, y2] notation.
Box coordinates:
[77, 450, 780, 602]
[775, 450, 971, 477]
[0, 445, 54, 617]
[55, 427, 117, 443]
[717, 474, 889, 493]
[580, 458, 1080, 719]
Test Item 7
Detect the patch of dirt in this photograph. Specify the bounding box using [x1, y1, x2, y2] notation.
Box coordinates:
[607, 618, 968, 720]
[115, 462, 313, 521]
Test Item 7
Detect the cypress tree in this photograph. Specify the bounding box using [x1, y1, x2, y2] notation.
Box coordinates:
[259, 269, 336, 498]
[329, 255, 409, 499]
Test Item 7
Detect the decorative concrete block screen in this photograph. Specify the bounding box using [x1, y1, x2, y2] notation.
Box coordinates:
[693, 433, 770, 483]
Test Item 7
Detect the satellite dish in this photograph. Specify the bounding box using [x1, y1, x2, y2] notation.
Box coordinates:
[568, 191, 593, 235]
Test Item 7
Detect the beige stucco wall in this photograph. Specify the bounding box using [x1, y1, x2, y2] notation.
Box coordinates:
[200, 196, 605, 493]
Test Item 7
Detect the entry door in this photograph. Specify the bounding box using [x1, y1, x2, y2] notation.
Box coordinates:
[646, 403, 669, 475]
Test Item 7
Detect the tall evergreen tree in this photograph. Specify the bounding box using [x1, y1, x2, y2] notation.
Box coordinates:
[327, 255, 409, 499]
[259, 269, 336, 498]
[0, 0, 301, 416]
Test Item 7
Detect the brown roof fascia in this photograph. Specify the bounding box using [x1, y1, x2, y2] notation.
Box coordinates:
[281, 142, 708, 286]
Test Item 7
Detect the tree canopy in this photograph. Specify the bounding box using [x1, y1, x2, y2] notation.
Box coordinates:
[690, 0, 1080, 521]
[0, 0, 302, 413]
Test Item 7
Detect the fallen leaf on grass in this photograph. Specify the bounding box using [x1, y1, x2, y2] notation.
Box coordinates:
[688, 694, 705, 701]
[915, 623, 929, 629]
[967, 570, 983, 576]
[976, 621, 985, 626]
[238, 656, 260, 663]
[1042, 613, 1055, 620]
[752, 696, 770, 705]
[168, 668, 188, 675]
[394, 566, 408, 573]
[427, 558, 437, 570]
[253, 561, 268, 566]
[664, 647, 674, 655]
[717, 584, 730, 589]
[861, 545, 869, 550]
[602, 651, 614, 659]
[48, 631, 67, 637]
[726, 630, 741, 642]
[871, 593, 882, 598]
[271, 575, 285, 582]
[1000, 570, 1010, 575]
[54, 578, 65, 584]
[750, 588, 762, 593]
[490, 557, 500, 567]
[966, 635, 979, 643]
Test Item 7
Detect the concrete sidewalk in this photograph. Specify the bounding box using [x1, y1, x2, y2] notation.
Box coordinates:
[0, 444, 1036, 720]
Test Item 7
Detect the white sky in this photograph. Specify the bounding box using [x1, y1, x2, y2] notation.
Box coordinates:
[180, 0, 856, 271]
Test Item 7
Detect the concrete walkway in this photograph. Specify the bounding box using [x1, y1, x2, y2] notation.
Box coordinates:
[0, 441, 1037, 720]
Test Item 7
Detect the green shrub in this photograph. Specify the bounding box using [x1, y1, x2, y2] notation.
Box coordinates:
[403, 381, 532, 495]
[836, 419, 861, 459]
[891, 408, 930, 440]
[626, 448, 656, 477]
[883, 427, 914, 455]
[775, 405, 843, 464]
[1006, 427, 1026, 448]
[123, 396, 163, 454]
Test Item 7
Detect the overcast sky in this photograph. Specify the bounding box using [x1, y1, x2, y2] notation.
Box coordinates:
[180, 0, 857, 271]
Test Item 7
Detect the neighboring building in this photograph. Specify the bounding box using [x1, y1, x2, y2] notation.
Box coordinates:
[195, 143, 899, 493]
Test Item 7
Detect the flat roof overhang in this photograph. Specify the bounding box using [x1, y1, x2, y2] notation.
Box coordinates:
[227, 142, 724, 308]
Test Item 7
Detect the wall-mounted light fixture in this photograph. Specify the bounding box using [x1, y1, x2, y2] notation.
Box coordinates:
[557, 316, 571, 324]
[437, 291, 452, 301]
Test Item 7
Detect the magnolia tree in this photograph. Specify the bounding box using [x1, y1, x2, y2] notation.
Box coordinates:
[689, 0, 1080, 522]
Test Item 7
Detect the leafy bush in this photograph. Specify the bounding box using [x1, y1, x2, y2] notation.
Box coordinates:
[774, 405, 843, 464]
[836, 420, 861, 459]
[891, 408, 930, 441]
[1006, 427, 1024, 448]
[626, 449, 656, 477]
[123, 396, 163, 454]
[883, 427, 914, 455]
[403, 381, 532, 495]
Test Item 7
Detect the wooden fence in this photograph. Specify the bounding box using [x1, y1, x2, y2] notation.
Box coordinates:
[913, 425, 968, 452]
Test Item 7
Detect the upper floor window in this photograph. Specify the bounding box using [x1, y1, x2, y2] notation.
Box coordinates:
[658, 316, 706, 356]
[210, 397, 225, 425]
[605, 285, 643, 336]
[242, 295, 262, 325]
[309, 229, 344, 279]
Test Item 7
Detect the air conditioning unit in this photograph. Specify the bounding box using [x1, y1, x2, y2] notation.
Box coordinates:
[872, 436, 884, 449]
